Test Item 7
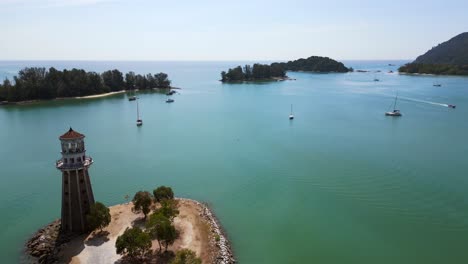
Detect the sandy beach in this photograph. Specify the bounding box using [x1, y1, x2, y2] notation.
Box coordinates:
[74, 90, 126, 99]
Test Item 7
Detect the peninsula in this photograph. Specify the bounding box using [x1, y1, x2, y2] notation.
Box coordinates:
[0, 68, 172, 103]
[220, 56, 351, 82]
[24, 128, 235, 264]
[399, 32, 468, 75]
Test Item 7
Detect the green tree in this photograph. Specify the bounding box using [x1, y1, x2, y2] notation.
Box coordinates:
[155, 199, 179, 220]
[132, 191, 153, 219]
[146, 213, 178, 251]
[115, 227, 152, 260]
[153, 186, 174, 202]
[171, 249, 202, 264]
[86, 202, 111, 232]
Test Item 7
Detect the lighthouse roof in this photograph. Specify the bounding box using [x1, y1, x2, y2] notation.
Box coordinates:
[59, 127, 85, 140]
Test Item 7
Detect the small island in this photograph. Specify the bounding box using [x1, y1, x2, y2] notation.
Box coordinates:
[0, 67, 172, 104]
[399, 32, 468, 75]
[25, 188, 235, 264]
[220, 56, 351, 83]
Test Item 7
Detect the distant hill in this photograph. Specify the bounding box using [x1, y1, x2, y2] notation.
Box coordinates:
[279, 56, 351, 73]
[399, 32, 468, 75]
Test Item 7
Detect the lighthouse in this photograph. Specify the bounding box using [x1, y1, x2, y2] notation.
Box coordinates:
[56, 128, 95, 233]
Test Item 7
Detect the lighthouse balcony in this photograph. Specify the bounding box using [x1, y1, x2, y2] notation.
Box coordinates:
[56, 157, 93, 170]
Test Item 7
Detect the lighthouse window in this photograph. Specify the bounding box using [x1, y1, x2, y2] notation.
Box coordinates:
[70, 158, 74, 163]
[77, 157, 82, 162]
[64, 158, 68, 163]
[65, 191, 69, 196]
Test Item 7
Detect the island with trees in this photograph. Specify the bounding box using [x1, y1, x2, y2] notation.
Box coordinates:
[399, 32, 468, 75]
[0, 67, 172, 104]
[220, 56, 351, 83]
[25, 186, 235, 264]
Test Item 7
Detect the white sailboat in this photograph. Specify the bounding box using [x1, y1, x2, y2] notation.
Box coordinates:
[289, 104, 294, 120]
[136, 98, 143, 126]
[385, 94, 402, 117]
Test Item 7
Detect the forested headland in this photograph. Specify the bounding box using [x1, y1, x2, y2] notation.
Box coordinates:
[0, 67, 171, 103]
[399, 32, 468, 75]
[220, 56, 351, 82]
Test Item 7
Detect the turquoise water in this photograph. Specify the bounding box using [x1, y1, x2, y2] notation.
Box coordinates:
[1, 61, 468, 263]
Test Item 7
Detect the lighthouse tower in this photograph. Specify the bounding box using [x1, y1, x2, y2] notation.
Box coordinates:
[56, 128, 95, 233]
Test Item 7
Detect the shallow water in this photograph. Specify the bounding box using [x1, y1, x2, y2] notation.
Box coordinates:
[1, 61, 468, 263]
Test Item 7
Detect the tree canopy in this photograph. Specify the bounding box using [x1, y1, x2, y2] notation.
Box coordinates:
[279, 56, 350, 72]
[86, 202, 111, 232]
[220, 56, 350, 82]
[153, 186, 175, 202]
[220, 63, 286, 82]
[115, 227, 152, 260]
[132, 191, 153, 219]
[146, 212, 178, 251]
[171, 249, 202, 264]
[0, 67, 172, 102]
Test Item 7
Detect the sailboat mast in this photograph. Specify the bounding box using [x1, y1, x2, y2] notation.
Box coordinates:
[291, 104, 293, 114]
[393, 94, 398, 110]
[137, 99, 140, 119]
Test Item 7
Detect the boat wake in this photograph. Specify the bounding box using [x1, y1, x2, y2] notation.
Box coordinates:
[397, 96, 450, 108]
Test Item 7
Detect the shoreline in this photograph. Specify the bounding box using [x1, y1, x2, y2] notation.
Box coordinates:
[24, 198, 235, 264]
[1, 87, 178, 106]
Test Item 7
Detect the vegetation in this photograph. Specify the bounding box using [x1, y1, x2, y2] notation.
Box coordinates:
[171, 249, 202, 264]
[86, 202, 111, 232]
[220, 56, 350, 82]
[153, 186, 175, 202]
[155, 199, 179, 221]
[0, 67, 171, 102]
[398, 63, 468, 75]
[399, 32, 468, 75]
[132, 191, 153, 219]
[115, 227, 152, 260]
[220, 63, 286, 82]
[279, 56, 351, 72]
[145, 212, 178, 251]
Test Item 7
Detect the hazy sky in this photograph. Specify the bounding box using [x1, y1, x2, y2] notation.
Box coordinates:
[1, 0, 467, 60]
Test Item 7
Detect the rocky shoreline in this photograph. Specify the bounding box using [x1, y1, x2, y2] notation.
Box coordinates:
[178, 198, 236, 264]
[24, 220, 78, 264]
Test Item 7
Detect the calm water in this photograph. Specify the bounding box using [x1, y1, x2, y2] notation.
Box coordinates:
[1, 61, 468, 264]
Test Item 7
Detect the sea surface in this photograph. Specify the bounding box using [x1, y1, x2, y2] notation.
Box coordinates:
[1, 61, 468, 264]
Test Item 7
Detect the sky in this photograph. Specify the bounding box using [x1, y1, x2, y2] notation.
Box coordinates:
[0, 0, 467, 61]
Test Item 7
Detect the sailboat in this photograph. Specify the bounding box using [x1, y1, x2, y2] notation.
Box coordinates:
[136, 98, 143, 126]
[289, 104, 294, 120]
[385, 94, 402, 117]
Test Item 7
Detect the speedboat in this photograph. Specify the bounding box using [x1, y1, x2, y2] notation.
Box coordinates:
[166, 90, 176, 96]
[129, 96, 137, 101]
[166, 99, 174, 103]
[433, 84, 442, 87]
[385, 110, 402, 117]
[448, 104, 456, 109]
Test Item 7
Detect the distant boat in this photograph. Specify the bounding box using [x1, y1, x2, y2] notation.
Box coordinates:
[374, 78, 380, 82]
[166, 99, 174, 103]
[166, 90, 176, 96]
[289, 104, 294, 120]
[433, 83, 442, 87]
[448, 104, 456, 109]
[136, 98, 143, 126]
[385, 94, 402, 117]
[388, 70, 394, 73]
[129, 96, 137, 101]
